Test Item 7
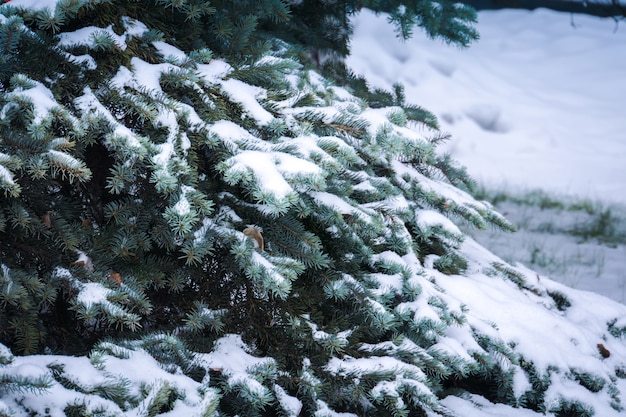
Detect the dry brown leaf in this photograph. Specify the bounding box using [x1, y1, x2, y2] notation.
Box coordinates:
[110, 272, 122, 286]
[243, 226, 264, 251]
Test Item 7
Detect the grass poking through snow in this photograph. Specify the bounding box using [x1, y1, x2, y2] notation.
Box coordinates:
[466, 186, 626, 303]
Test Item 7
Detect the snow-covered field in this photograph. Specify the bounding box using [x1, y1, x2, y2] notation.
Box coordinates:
[348, 8, 626, 202]
[348, 8, 626, 303]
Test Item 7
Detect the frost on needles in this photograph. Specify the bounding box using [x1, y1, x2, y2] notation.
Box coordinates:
[1, 1, 626, 416]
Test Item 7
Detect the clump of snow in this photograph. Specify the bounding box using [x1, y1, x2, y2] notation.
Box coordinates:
[8, 81, 58, 125]
[442, 394, 545, 416]
[360, 107, 425, 144]
[197, 60, 233, 84]
[202, 334, 273, 375]
[120, 16, 148, 37]
[415, 209, 462, 236]
[134, 59, 176, 92]
[51, 267, 72, 280]
[8, 0, 59, 11]
[58, 25, 127, 50]
[209, 119, 258, 145]
[0, 165, 15, 187]
[76, 282, 111, 307]
[315, 399, 358, 417]
[64, 53, 97, 69]
[223, 149, 322, 200]
[310, 191, 355, 215]
[250, 251, 288, 288]
[153, 41, 187, 61]
[73, 250, 93, 272]
[220, 79, 275, 126]
[326, 355, 426, 381]
[274, 384, 303, 417]
[112, 58, 177, 93]
[200, 334, 276, 403]
[56, 16, 146, 52]
[75, 87, 144, 150]
[173, 185, 195, 216]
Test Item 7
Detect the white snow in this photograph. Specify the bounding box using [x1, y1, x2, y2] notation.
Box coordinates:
[153, 41, 187, 61]
[8, 0, 57, 11]
[314, 400, 358, 417]
[120, 17, 148, 38]
[209, 119, 258, 145]
[173, 185, 194, 215]
[65, 53, 97, 69]
[152, 111, 183, 168]
[202, 334, 273, 375]
[126, 58, 177, 92]
[348, 9, 626, 204]
[274, 384, 303, 417]
[224, 150, 322, 199]
[47, 149, 83, 172]
[326, 355, 425, 380]
[197, 60, 233, 84]
[104, 59, 189, 174]
[442, 394, 545, 416]
[310, 191, 355, 214]
[415, 209, 462, 236]
[0, 346, 217, 417]
[200, 334, 276, 402]
[10, 81, 58, 125]
[75, 87, 143, 149]
[76, 282, 111, 307]
[110, 65, 134, 89]
[0, 164, 15, 186]
[463, 200, 626, 302]
[220, 78, 275, 126]
[58, 25, 127, 50]
[251, 251, 287, 288]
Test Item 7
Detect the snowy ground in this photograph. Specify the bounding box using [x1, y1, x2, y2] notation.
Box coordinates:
[464, 192, 626, 302]
[348, 8, 626, 303]
[348, 8, 626, 203]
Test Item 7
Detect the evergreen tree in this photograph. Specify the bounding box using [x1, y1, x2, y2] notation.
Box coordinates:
[0, 0, 625, 416]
